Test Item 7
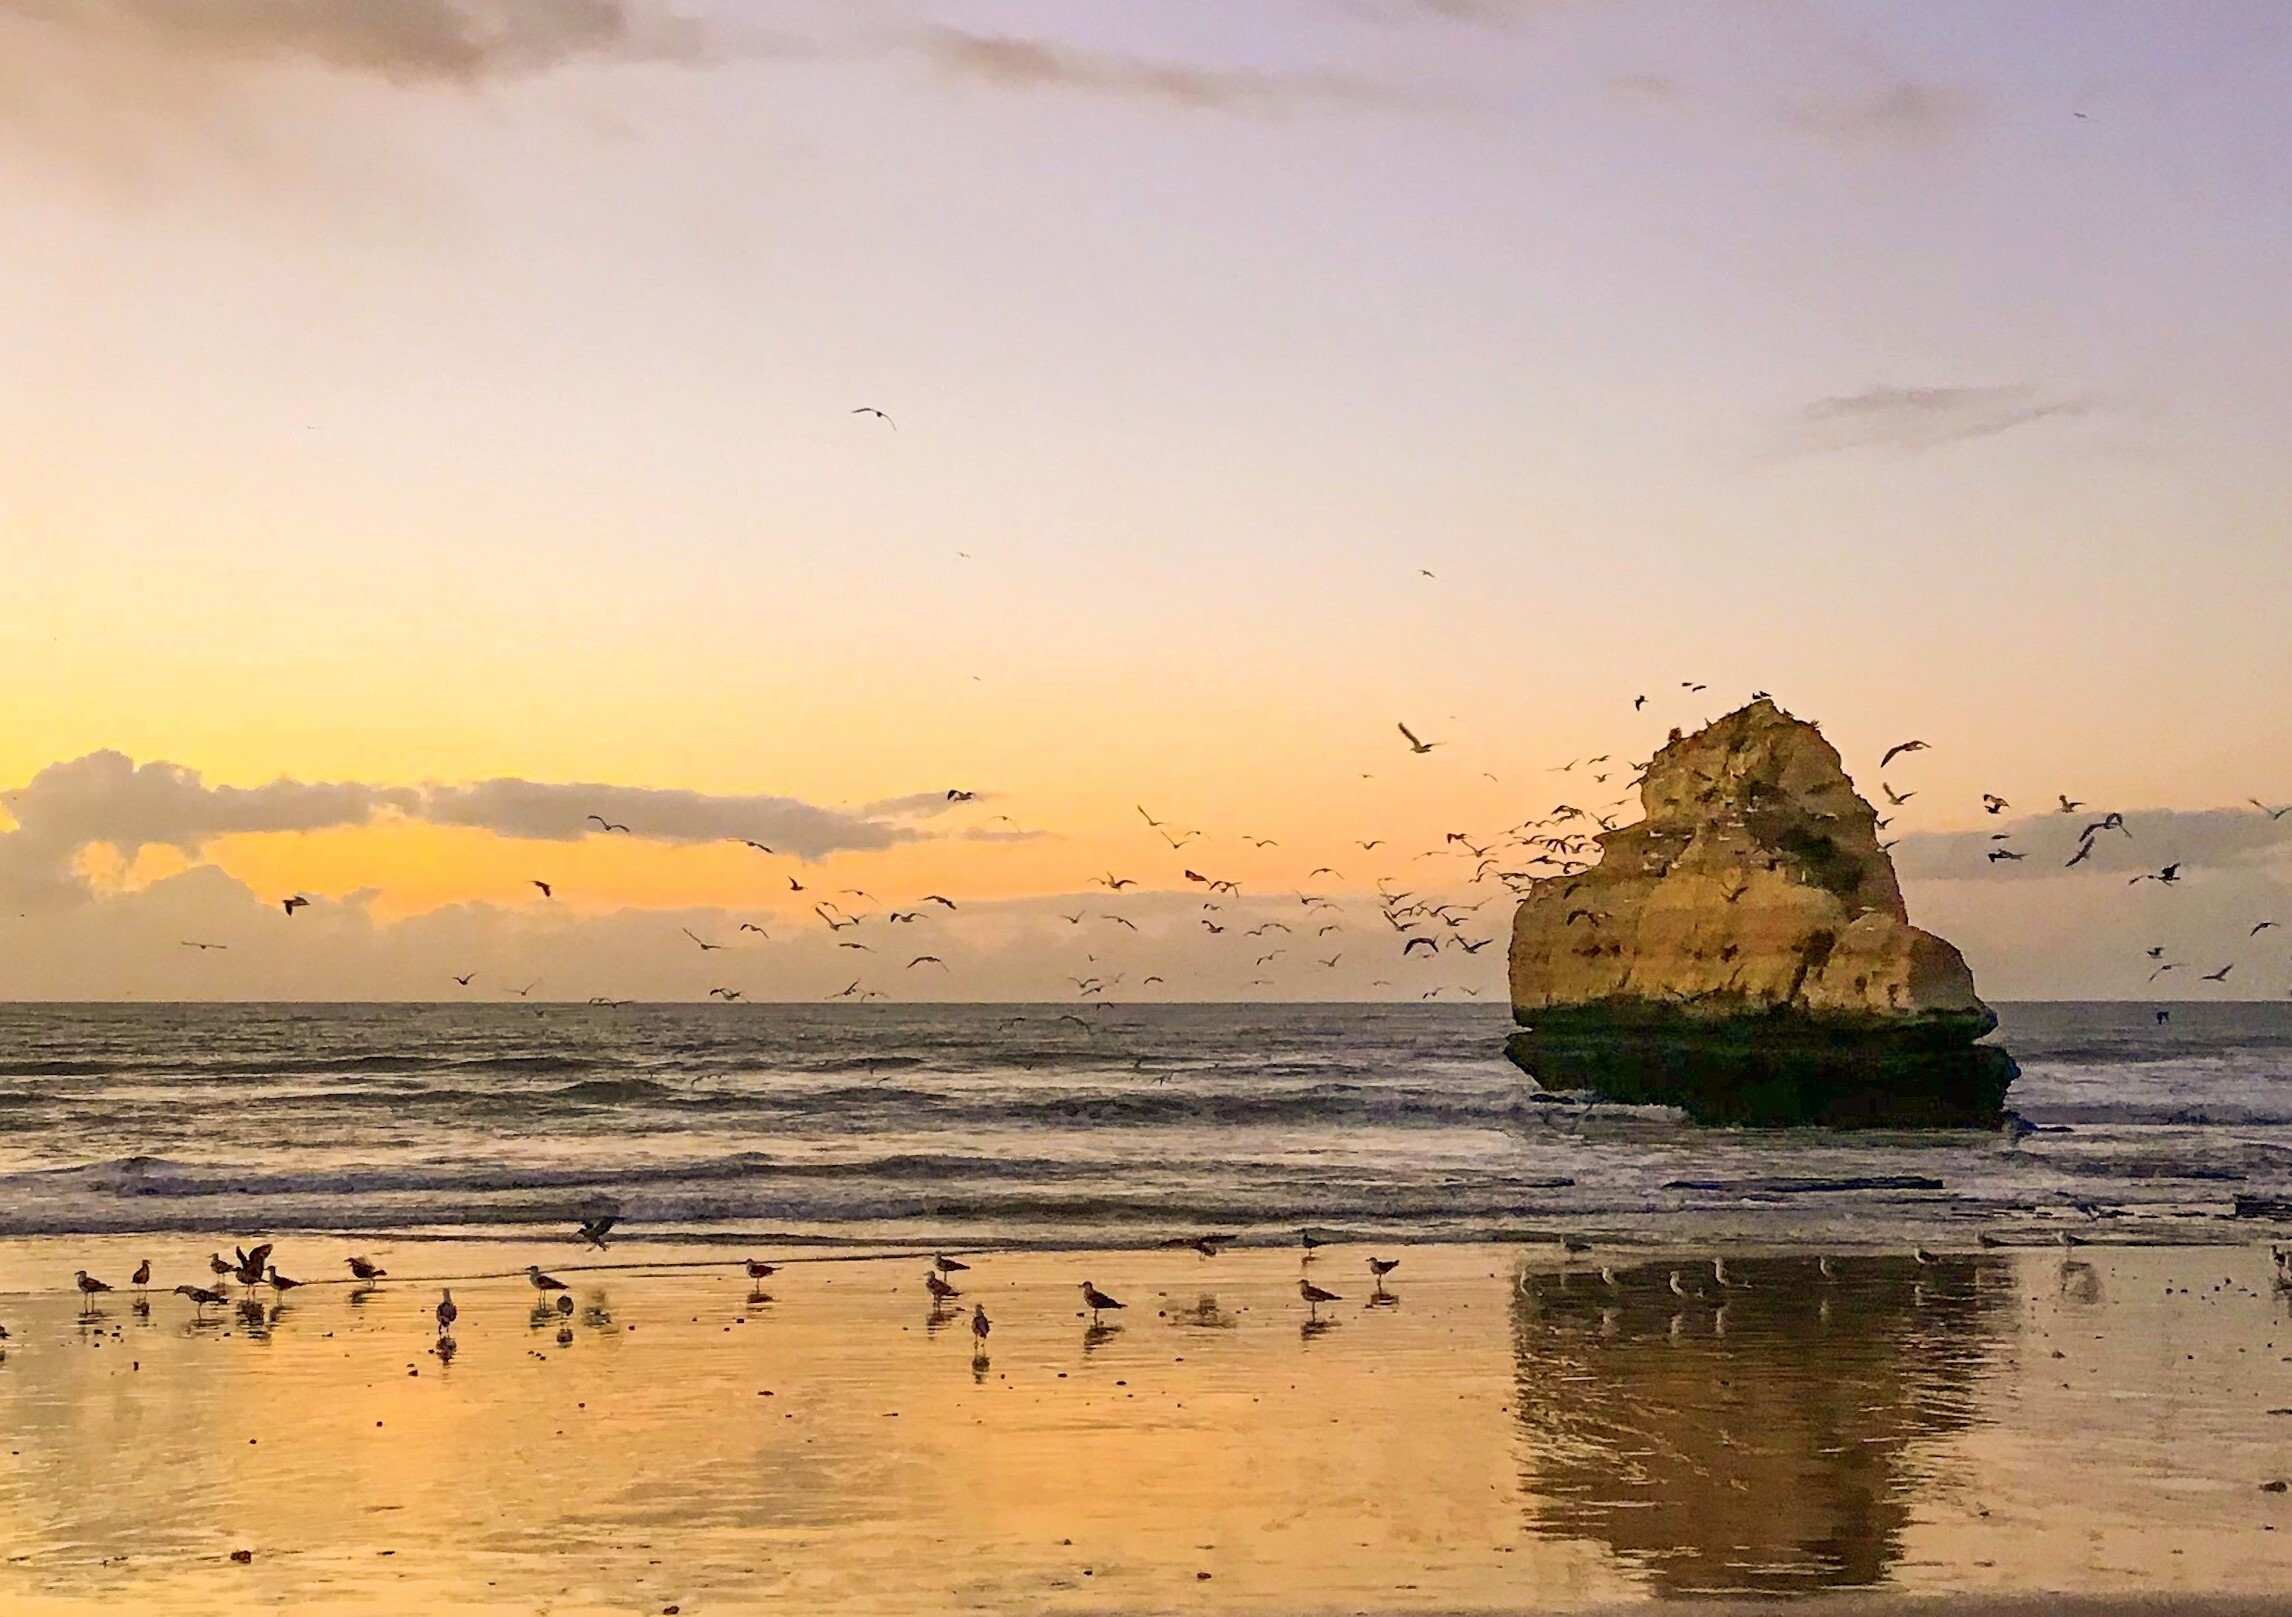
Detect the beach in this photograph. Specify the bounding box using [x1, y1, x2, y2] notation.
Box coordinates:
[4, 1237, 2291, 1614]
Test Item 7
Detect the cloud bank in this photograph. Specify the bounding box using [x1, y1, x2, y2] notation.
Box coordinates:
[1, 0, 705, 84]
[0, 750, 959, 907]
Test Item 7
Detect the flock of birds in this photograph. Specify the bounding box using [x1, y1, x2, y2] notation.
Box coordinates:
[163, 683, 2290, 1008]
[51, 1215, 1418, 1355]
[61, 1221, 2285, 1360]
[1873, 742, 2290, 1004]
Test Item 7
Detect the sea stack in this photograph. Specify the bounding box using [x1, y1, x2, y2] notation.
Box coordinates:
[1506, 698, 2015, 1126]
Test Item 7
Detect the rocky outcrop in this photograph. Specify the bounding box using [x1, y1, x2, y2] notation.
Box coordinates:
[1505, 699, 2015, 1126]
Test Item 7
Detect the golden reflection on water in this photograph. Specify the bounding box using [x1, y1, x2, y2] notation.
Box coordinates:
[0, 1241, 2288, 1613]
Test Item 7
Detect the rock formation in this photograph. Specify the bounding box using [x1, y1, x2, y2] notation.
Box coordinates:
[1505, 698, 2015, 1125]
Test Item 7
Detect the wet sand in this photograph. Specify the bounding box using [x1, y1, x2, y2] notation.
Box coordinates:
[1, 1238, 2290, 1613]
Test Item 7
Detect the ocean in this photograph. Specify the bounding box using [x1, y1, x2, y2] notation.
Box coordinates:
[0, 1001, 2287, 1246]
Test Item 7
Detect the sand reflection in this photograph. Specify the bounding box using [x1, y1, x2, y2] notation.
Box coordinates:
[1511, 1254, 2006, 1593]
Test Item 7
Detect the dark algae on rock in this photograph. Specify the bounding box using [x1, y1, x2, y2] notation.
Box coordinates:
[1505, 698, 2016, 1126]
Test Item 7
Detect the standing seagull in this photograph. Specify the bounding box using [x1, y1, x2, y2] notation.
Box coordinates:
[130, 1259, 152, 1293]
[436, 1289, 458, 1334]
[74, 1270, 112, 1305]
[1298, 1277, 1342, 1317]
[971, 1304, 991, 1350]
[347, 1256, 387, 1282]
[933, 1255, 971, 1277]
[526, 1265, 570, 1296]
[1079, 1282, 1125, 1323]
[1367, 1257, 1400, 1281]
[925, 1271, 960, 1301]
[745, 1259, 778, 1281]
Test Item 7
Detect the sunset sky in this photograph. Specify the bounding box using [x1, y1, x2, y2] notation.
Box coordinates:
[3, 0, 2288, 999]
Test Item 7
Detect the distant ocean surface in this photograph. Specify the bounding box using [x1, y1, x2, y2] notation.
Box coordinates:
[0, 1002, 2286, 1245]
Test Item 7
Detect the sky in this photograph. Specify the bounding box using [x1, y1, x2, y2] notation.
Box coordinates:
[2, 0, 2289, 1000]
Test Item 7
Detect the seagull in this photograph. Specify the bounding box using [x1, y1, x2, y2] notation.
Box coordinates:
[1982, 794, 2009, 814]
[2201, 964, 2234, 982]
[1912, 1248, 1937, 1266]
[180, 940, 228, 951]
[708, 987, 743, 1000]
[2065, 843, 2094, 868]
[1667, 1269, 1699, 1301]
[1397, 723, 1440, 755]
[2251, 800, 2292, 821]
[1079, 1282, 1125, 1322]
[1818, 1256, 1837, 1280]
[923, 895, 958, 910]
[174, 1284, 226, 1314]
[739, 923, 769, 935]
[908, 955, 947, 969]
[971, 1305, 991, 1348]
[1298, 1277, 1342, 1316]
[526, 1265, 570, 1295]
[682, 928, 725, 952]
[2253, 921, 2280, 936]
[1882, 783, 1915, 807]
[281, 896, 310, 915]
[1367, 1257, 1400, 1280]
[577, 1216, 618, 1248]
[530, 881, 554, 900]
[1092, 874, 1137, 890]
[1988, 849, 2026, 862]
[208, 1252, 233, 1277]
[74, 1270, 112, 1301]
[945, 789, 977, 802]
[933, 1255, 971, 1275]
[745, 1259, 778, 1280]
[436, 1289, 457, 1334]
[232, 1244, 274, 1287]
[452, 973, 476, 986]
[742, 840, 775, 854]
[1634, 695, 1647, 710]
[267, 1267, 304, 1293]
[1880, 740, 1930, 768]
[2131, 863, 2182, 886]
[2059, 796, 2085, 813]
[1600, 1266, 1620, 1290]
[851, 406, 896, 428]
[925, 1272, 961, 1300]
[555, 1292, 574, 1317]
[347, 1256, 387, 1282]
[585, 815, 631, 833]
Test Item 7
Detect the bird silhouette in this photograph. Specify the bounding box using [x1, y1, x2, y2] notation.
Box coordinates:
[852, 406, 896, 428]
[530, 881, 554, 900]
[1397, 723, 1440, 754]
[1880, 740, 1930, 768]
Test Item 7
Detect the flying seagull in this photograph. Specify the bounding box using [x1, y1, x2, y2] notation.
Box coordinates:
[682, 928, 725, 952]
[1397, 723, 1440, 755]
[2251, 799, 2292, 821]
[281, 896, 310, 915]
[2201, 964, 2234, 982]
[852, 407, 895, 428]
[1880, 740, 1930, 768]
[585, 815, 631, 833]
[531, 881, 554, 900]
[1982, 794, 2009, 814]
